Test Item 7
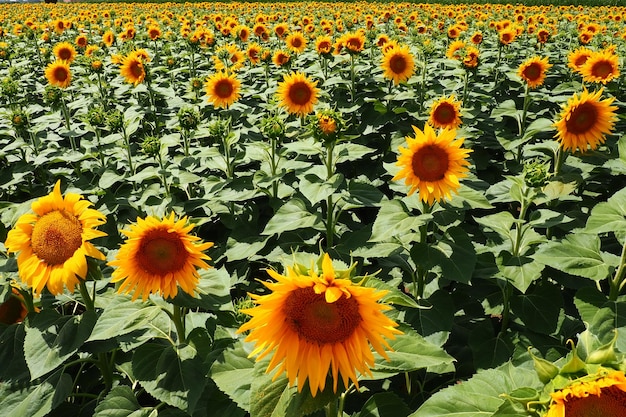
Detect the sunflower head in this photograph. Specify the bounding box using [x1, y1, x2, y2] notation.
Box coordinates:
[276, 71, 319, 117]
[205, 71, 241, 109]
[311, 109, 345, 143]
[393, 124, 472, 205]
[428, 95, 462, 130]
[44, 60, 72, 89]
[237, 253, 402, 396]
[381, 44, 416, 85]
[108, 213, 214, 302]
[518, 56, 552, 89]
[0, 287, 28, 325]
[4, 181, 107, 296]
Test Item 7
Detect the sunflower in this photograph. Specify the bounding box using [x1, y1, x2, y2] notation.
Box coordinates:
[285, 31, 307, 53]
[315, 35, 333, 56]
[53, 41, 77, 63]
[277, 71, 319, 116]
[580, 50, 620, 84]
[45, 60, 72, 89]
[518, 56, 552, 89]
[393, 124, 472, 205]
[237, 253, 402, 396]
[428, 95, 462, 129]
[499, 28, 517, 45]
[554, 88, 618, 152]
[246, 43, 261, 65]
[4, 181, 107, 296]
[147, 25, 161, 41]
[109, 213, 213, 302]
[568, 47, 593, 74]
[446, 40, 465, 60]
[381, 44, 415, 86]
[342, 31, 366, 54]
[120, 51, 146, 86]
[545, 370, 626, 417]
[272, 49, 291, 67]
[102, 30, 115, 47]
[205, 71, 241, 109]
[463, 46, 480, 69]
[75, 34, 88, 49]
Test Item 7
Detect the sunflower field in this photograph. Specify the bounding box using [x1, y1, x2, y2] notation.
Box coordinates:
[1, 1, 626, 416]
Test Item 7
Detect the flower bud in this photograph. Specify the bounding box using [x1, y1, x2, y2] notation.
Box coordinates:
[529, 347, 559, 383]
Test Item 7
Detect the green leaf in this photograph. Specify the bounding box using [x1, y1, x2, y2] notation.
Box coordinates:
[24, 310, 97, 380]
[210, 342, 256, 413]
[372, 325, 455, 375]
[410, 362, 539, 417]
[171, 266, 234, 311]
[359, 392, 411, 417]
[94, 386, 152, 417]
[496, 252, 544, 293]
[475, 211, 517, 241]
[262, 199, 323, 236]
[585, 186, 626, 239]
[132, 342, 208, 414]
[534, 234, 611, 281]
[510, 282, 563, 334]
[370, 199, 430, 242]
[410, 227, 476, 284]
[469, 320, 515, 369]
[0, 370, 72, 417]
[521, 118, 553, 142]
[0, 323, 30, 383]
[299, 173, 344, 205]
[359, 275, 420, 308]
[491, 99, 521, 123]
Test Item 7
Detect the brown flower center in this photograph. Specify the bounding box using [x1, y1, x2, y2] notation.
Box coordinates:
[137, 228, 188, 276]
[565, 386, 626, 417]
[433, 103, 456, 125]
[54, 66, 68, 82]
[284, 287, 361, 344]
[566, 102, 598, 135]
[412, 144, 450, 182]
[288, 81, 312, 105]
[58, 48, 72, 60]
[523, 63, 541, 81]
[214, 79, 234, 98]
[31, 210, 83, 266]
[130, 60, 144, 78]
[591, 60, 614, 79]
[389, 54, 408, 74]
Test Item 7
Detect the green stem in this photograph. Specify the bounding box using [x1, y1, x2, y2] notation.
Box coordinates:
[553, 146, 568, 177]
[499, 281, 512, 335]
[172, 304, 187, 344]
[95, 128, 105, 167]
[325, 141, 336, 250]
[608, 239, 626, 301]
[78, 280, 95, 312]
[512, 190, 530, 257]
[98, 352, 113, 392]
[156, 152, 170, 197]
[350, 54, 356, 103]
[325, 399, 338, 417]
[61, 95, 76, 152]
[121, 124, 135, 177]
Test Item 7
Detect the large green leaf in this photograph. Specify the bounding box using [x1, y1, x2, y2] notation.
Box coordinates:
[496, 252, 544, 293]
[299, 173, 344, 205]
[171, 266, 234, 312]
[585, 186, 626, 239]
[510, 282, 563, 335]
[410, 362, 540, 417]
[210, 342, 256, 413]
[359, 392, 411, 417]
[93, 386, 153, 417]
[24, 310, 97, 380]
[0, 370, 72, 417]
[262, 198, 324, 236]
[370, 199, 430, 243]
[534, 234, 612, 281]
[0, 323, 30, 383]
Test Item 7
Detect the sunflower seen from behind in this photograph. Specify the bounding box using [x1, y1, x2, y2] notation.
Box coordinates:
[277, 71, 319, 116]
[237, 253, 402, 397]
[4, 181, 107, 295]
[393, 124, 472, 205]
[554, 89, 617, 152]
[108, 212, 213, 301]
[381, 43, 415, 85]
[205, 71, 241, 109]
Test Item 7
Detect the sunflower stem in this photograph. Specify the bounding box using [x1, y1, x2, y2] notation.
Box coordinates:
[325, 141, 336, 250]
[553, 146, 568, 177]
[121, 123, 136, 178]
[78, 280, 95, 312]
[499, 281, 513, 335]
[350, 54, 356, 103]
[61, 95, 76, 152]
[95, 127, 106, 168]
[157, 152, 170, 198]
[608, 239, 626, 301]
[172, 304, 187, 344]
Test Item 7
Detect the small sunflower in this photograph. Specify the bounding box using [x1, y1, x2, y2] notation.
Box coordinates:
[102, 30, 115, 47]
[554, 89, 618, 152]
[53, 41, 77, 63]
[120, 51, 147, 86]
[108, 212, 214, 301]
[0, 288, 28, 325]
[580, 50, 620, 85]
[45, 60, 72, 89]
[446, 40, 466, 60]
[545, 370, 626, 417]
[285, 31, 307, 54]
[518, 56, 552, 89]
[237, 253, 402, 397]
[4, 181, 107, 295]
[272, 49, 291, 67]
[205, 71, 241, 109]
[393, 124, 472, 205]
[567, 47, 593, 74]
[277, 71, 319, 116]
[428, 95, 462, 130]
[315, 35, 333, 56]
[381, 44, 415, 85]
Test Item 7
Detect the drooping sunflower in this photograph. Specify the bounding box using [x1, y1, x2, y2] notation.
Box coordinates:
[205, 71, 241, 109]
[108, 212, 213, 302]
[381, 44, 415, 85]
[554, 88, 618, 152]
[0, 288, 28, 325]
[277, 71, 319, 116]
[580, 49, 620, 84]
[545, 370, 626, 417]
[428, 95, 462, 130]
[237, 253, 402, 397]
[53, 41, 77, 63]
[102, 30, 115, 47]
[393, 124, 472, 205]
[462, 46, 480, 69]
[4, 181, 107, 296]
[120, 51, 146, 86]
[45, 60, 72, 89]
[518, 56, 552, 89]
